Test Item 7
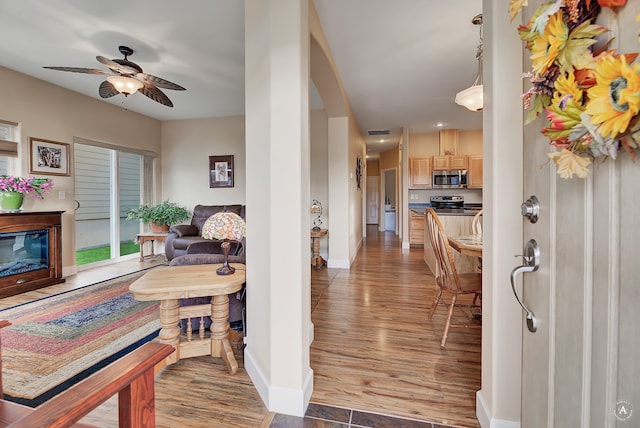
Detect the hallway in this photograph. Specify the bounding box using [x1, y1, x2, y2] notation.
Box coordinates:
[308, 225, 481, 426]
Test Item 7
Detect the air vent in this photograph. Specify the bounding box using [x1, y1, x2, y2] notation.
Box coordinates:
[367, 129, 390, 136]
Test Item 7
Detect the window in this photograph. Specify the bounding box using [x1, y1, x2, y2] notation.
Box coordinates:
[0, 120, 19, 175]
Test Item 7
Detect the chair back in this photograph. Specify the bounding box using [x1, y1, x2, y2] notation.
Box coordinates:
[472, 209, 483, 236]
[425, 208, 461, 292]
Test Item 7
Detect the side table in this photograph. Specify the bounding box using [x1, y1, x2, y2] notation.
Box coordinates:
[135, 232, 168, 262]
[310, 228, 328, 269]
[129, 263, 246, 374]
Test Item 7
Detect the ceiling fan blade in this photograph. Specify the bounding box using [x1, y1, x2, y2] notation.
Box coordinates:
[137, 73, 186, 91]
[98, 80, 119, 98]
[96, 56, 140, 75]
[43, 66, 112, 75]
[139, 84, 174, 107]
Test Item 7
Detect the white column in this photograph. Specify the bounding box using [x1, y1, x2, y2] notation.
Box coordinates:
[244, 0, 313, 417]
[476, 0, 524, 427]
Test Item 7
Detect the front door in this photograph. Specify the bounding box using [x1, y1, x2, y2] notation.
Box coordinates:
[520, 3, 640, 426]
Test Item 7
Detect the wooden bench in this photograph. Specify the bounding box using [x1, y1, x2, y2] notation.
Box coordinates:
[0, 320, 174, 428]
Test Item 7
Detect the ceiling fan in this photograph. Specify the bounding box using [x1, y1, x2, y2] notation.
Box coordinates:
[44, 45, 186, 107]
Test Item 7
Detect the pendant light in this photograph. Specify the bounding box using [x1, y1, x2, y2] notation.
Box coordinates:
[455, 14, 483, 112]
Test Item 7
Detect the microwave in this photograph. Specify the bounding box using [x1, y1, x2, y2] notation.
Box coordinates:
[432, 170, 467, 188]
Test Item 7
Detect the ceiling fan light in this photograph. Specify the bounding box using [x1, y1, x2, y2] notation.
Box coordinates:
[107, 75, 143, 95]
[455, 84, 483, 112]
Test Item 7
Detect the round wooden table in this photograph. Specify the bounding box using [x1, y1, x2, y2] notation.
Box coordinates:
[129, 264, 245, 374]
[310, 228, 328, 269]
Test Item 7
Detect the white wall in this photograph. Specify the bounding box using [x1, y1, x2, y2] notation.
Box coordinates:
[310, 109, 329, 259]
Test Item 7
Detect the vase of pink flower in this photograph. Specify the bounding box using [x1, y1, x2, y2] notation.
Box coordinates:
[0, 175, 54, 212]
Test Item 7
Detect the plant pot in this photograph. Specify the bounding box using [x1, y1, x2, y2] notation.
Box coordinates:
[0, 191, 24, 212]
[150, 222, 170, 233]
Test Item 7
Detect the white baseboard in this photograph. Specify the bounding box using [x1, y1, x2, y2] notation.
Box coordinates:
[402, 241, 410, 249]
[476, 390, 521, 428]
[244, 348, 313, 417]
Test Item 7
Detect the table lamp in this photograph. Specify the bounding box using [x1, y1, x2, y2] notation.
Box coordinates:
[201, 211, 246, 275]
[311, 199, 323, 231]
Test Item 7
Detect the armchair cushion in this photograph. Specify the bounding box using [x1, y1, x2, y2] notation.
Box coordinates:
[170, 224, 199, 237]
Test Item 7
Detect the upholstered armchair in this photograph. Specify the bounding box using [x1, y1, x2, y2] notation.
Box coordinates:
[165, 204, 245, 261]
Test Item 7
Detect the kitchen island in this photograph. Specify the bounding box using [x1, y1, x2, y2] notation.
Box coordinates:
[421, 208, 480, 275]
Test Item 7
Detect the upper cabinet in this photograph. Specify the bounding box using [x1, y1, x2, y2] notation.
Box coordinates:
[409, 157, 432, 188]
[433, 155, 468, 171]
[450, 155, 468, 170]
[467, 155, 483, 188]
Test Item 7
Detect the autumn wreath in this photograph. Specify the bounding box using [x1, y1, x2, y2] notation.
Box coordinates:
[510, 0, 639, 178]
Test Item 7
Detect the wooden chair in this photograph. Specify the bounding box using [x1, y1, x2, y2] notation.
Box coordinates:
[0, 320, 174, 428]
[471, 209, 484, 279]
[425, 209, 482, 347]
[472, 209, 483, 236]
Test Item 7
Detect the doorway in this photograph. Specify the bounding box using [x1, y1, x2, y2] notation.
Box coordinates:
[74, 142, 149, 267]
[381, 168, 396, 232]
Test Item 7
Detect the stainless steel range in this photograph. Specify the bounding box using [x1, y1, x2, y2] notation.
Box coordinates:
[430, 195, 464, 209]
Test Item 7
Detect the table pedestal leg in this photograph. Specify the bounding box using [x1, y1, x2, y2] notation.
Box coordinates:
[158, 298, 181, 365]
[210, 294, 237, 374]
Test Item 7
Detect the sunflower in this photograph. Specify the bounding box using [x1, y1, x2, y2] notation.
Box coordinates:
[585, 55, 640, 138]
[531, 11, 568, 75]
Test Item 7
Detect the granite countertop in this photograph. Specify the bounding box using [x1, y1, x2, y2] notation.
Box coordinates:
[409, 204, 481, 217]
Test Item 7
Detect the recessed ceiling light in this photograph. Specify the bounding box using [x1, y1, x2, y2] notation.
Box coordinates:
[436, 122, 444, 127]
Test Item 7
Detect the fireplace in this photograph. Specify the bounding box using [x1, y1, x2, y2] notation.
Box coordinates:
[0, 211, 64, 298]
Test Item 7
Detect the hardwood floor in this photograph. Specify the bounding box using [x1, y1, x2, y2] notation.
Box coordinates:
[0, 228, 481, 427]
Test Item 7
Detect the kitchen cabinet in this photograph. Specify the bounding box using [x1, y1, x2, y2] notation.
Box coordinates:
[432, 155, 467, 171]
[450, 155, 468, 170]
[424, 214, 478, 275]
[409, 211, 424, 246]
[467, 155, 483, 188]
[409, 157, 432, 188]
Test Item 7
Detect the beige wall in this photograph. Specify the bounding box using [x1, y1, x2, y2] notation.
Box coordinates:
[366, 159, 379, 176]
[0, 66, 161, 274]
[161, 116, 246, 208]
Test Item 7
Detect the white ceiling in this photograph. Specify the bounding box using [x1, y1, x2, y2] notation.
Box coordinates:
[0, 0, 483, 156]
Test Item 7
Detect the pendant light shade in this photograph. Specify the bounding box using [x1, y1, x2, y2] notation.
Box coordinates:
[455, 14, 483, 112]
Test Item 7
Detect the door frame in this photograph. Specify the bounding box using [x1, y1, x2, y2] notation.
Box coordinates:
[476, 1, 525, 426]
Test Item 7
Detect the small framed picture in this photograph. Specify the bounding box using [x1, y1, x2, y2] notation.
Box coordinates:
[209, 155, 234, 188]
[29, 137, 70, 176]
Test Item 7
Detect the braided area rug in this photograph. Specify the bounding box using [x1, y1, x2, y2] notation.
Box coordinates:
[0, 270, 160, 407]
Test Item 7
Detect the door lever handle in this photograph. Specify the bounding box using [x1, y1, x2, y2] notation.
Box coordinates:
[510, 239, 540, 333]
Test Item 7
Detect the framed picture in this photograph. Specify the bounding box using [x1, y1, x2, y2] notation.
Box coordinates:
[209, 155, 234, 188]
[29, 137, 70, 176]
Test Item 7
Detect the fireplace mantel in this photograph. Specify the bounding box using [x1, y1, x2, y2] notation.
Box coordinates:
[0, 211, 65, 298]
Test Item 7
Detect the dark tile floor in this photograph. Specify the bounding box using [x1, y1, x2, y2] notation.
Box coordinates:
[269, 403, 466, 428]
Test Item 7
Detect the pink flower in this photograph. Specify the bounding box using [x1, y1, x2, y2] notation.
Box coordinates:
[0, 175, 54, 198]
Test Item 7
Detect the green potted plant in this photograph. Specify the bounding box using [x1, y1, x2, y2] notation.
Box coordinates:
[126, 200, 191, 232]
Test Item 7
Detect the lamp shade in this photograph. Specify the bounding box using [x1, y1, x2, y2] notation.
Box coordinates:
[455, 84, 483, 112]
[107, 75, 144, 95]
[202, 211, 246, 241]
